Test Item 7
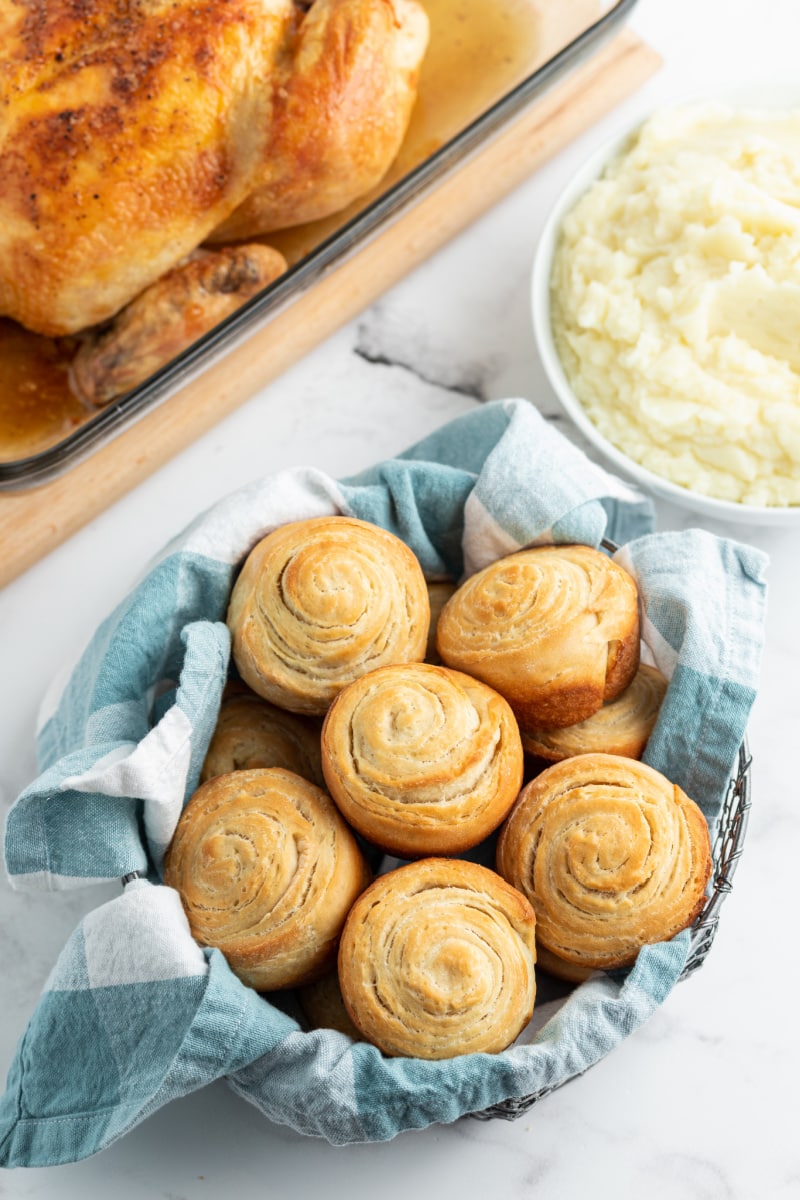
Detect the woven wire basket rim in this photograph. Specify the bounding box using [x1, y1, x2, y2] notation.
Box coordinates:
[472, 538, 754, 1122]
[472, 737, 752, 1121]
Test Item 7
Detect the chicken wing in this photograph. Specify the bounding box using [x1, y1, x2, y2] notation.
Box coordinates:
[71, 244, 287, 404]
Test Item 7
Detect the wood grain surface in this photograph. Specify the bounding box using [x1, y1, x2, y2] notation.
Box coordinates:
[0, 29, 660, 590]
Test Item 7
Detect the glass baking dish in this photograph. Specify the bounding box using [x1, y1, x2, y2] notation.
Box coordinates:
[0, 0, 637, 490]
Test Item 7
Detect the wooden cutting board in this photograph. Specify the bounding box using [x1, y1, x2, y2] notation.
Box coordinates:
[0, 29, 660, 590]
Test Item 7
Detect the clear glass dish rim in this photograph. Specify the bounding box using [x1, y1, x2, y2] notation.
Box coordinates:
[0, 0, 638, 491]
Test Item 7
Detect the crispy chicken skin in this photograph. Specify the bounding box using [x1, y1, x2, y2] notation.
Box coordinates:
[71, 244, 287, 404]
[0, 0, 428, 338]
[0, 0, 291, 336]
[210, 0, 430, 241]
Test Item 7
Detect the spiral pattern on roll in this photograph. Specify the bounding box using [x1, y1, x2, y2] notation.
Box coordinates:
[436, 544, 640, 728]
[164, 767, 371, 990]
[200, 686, 324, 786]
[496, 754, 712, 973]
[321, 663, 523, 856]
[227, 517, 430, 715]
[338, 859, 537, 1059]
[520, 664, 667, 762]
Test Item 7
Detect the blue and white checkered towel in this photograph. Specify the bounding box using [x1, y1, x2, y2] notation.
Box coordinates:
[0, 400, 767, 1165]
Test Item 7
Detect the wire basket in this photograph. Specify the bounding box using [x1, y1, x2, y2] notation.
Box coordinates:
[471, 740, 753, 1123]
[121, 538, 753, 1127]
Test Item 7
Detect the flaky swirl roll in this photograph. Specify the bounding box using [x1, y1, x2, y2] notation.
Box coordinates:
[200, 686, 324, 786]
[322, 663, 523, 856]
[164, 768, 371, 991]
[520, 665, 667, 763]
[436, 544, 640, 728]
[338, 859, 537, 1059]
[227, 517, 430, 715]
[298, 971, 362, 1039]
[496, 754, 712, 975]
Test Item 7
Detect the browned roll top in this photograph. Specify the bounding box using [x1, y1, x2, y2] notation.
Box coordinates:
[321, 662, 524, 857]
[436, 543, 640, 729]
[496, 754, 712, 975]
[164, 767, 371, 991]
[338, 858, 537, 1059]
[520, 664, 667, 762]
[200, 685, 324, 786]
[227, 516, 430, 715]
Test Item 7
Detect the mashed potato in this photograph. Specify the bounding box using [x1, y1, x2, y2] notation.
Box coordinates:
[550, 104, 800, 507]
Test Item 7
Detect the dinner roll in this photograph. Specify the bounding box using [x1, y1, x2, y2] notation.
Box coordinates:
[436, 544, 640, 728]
[338, 858, 537, 1058]
[519, 664, 667, 762]
[298, 971, 361, 1039]
[200, 684, 324, 786]
[164, 767, 370, 990]
[228, 517, 430, 715]
[321, 662, 523, 857]
[496, 754, 712, 976]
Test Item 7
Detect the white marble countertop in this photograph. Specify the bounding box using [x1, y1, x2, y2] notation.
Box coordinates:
[1, 1, 798, 1196]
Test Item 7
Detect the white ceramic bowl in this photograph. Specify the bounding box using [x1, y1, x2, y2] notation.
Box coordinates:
[531, 89, 800, 528]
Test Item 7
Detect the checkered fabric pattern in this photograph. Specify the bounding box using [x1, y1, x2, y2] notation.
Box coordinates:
[0, 400, 767, 1164]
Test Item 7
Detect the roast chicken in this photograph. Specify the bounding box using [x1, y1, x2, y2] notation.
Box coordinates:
[0, 0, 429, 385]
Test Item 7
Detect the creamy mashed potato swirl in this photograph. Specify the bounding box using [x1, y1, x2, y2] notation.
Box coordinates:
[551, 104, 800, 507]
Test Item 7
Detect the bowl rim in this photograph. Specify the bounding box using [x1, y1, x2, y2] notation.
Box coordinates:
[531, 85, 800, 526]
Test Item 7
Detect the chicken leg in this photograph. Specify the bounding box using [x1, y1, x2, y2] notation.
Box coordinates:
[71, 245, 286, 404]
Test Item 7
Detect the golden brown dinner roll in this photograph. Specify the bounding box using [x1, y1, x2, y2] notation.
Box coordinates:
[520, 664, 667, 763]
[425, 580, 457, 664]
[227, 517, 430, 715]
[321, 663, 524, 857]
[164, 768, 371, 991]
[338, 858, 537, 1059]
[533, 944, 595, 984]
[298, 971, 362, 1039]
[200, 685, 324, 786]
[436, 544, 640, 729]
[496, 754, 712, 975]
